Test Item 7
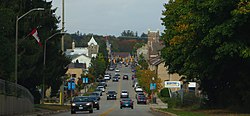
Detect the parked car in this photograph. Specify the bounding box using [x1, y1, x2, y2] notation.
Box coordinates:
[137, 95, 147, 104]
[71, 96, 94, 114]
[123, 75, 129, 80]
[97, 86, 105, 92]
[135, 86, 143, 92]
[94, 88, 103, 96]
[120, 98, 134, 109]
[98, 82, 107, 88]
[89, 92, 101, 101]
[135, 91, 145, 99]
[88, 96, 100, 110]
[120, 90, 129, 98]
[106, 90, 117, 100]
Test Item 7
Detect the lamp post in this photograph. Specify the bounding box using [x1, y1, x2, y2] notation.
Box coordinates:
[151, 77, 156, 104]
[42, 32, 66, 104]
[15, 8, 44, 84]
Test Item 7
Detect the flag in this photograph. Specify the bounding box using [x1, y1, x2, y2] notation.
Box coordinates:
[30, 28, 42, 46]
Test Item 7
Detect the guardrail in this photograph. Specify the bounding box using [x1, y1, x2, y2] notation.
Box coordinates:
[0, 79, 34, 104]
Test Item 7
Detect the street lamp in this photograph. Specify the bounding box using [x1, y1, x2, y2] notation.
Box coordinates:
[15, 8, 44, 84]
[42, 31, 66, 104]
[151, 77, 156, 104]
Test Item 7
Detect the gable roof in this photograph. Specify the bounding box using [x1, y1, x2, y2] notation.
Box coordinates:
[88, 36, 98, 46]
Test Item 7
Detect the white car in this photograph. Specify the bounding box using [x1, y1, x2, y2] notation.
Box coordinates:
[115, 69, 120, 72]
[135, 86, 143, 92]
[97, 86, 105, 92]
[120, 90, 129, 98]
[104, 74, 111, 80]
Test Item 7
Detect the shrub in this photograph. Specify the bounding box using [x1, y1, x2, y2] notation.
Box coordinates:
[160, 88, 170, 98]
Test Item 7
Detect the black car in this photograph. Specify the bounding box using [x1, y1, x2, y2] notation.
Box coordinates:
[120, 98, 134, 109]
[112, 77, 119, 82]
[107, 90, 117, 100]
[98, 82, 107, 88]
[71, 96, 94, 114]
[88, 96, 100, 110]
[137, 95, 147, 104]
[123, 75, 129, 80]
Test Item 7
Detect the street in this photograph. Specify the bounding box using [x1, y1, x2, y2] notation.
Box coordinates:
[53, 64, 161, 116]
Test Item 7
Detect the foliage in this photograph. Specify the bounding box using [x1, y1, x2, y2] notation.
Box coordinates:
[89, 53, 107, 81]
[138, 54, 148, 69]
[0, 0, 70, 100]
[160, 88, 170, 98]
[136, 69, 162, 94]
[161, 0, 250, 110]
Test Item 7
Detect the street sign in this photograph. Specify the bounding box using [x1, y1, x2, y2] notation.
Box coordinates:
[165, 81, 181, 88]
[83, 77, 89, 84]
[68, 81, 75, 90]
[188, 82, 196, 88]
[150, 83, 156, 90]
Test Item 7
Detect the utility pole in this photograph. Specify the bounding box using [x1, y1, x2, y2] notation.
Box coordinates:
[61, 0, 65, 53]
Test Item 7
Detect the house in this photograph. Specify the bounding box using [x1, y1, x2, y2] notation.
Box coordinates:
[65, 62, 87, 84]
[137, 29, 182, 91]
[71, 54, 92, 68]
[65, 36, 99, 58]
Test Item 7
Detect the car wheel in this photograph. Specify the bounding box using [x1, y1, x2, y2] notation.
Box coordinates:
[120, 107, 122, 109]
[71, 111, 75, 114]
[89, 109, 93, 113]
[137, 101, 139, 104]
[97, 107, 100, 110]
[131, 106, 134, 109]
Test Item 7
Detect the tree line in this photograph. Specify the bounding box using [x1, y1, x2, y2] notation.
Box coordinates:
[161, 0, 250, 110]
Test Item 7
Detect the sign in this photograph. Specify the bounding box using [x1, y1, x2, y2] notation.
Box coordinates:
[165, 81, 181, 88]
[150, 83, 156, 90]
[68, 81, 75, 90]
[188, 82, 196, 88]
[82, 77, 89, 84]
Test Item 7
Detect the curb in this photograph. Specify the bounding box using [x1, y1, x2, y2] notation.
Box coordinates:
[35, 109, 70, 116]
[150, 107, 177, 116]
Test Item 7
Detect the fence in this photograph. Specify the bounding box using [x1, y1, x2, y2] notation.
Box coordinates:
[171, 89, 202, 106]
[0, 79, 34, 104]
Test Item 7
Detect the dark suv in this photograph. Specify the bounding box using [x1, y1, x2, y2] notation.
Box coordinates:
[107, 90, 117, 100]
[71, 96, 94, 114]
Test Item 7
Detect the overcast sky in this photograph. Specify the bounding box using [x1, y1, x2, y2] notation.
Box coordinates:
[51, 0, 168, 36]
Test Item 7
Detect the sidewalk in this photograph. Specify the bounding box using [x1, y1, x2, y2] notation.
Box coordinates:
[149, 95, 177, 116]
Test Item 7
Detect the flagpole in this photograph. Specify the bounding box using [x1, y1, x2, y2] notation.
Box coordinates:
[15, 8, 44, 85]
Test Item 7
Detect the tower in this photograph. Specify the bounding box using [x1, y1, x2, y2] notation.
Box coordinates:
[87, 36, 99, 58]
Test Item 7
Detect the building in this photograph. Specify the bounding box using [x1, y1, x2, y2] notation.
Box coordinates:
[112, 52, 131, 63]
[65, 36, 99, 58]
[65, 62, 87, 84]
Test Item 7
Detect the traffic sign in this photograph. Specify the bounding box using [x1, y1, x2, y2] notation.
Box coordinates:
[83, 77, 89, 83]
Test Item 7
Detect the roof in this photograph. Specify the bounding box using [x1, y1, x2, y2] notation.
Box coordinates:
[67, 62, 86, 69]
[149, 56, 164, 66]
[112, 52, 131, 58]
[88, 36, 98, 46]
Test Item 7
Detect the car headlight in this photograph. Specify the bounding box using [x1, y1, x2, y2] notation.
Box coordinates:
[94, 101, 98, 104]
[72, 103, 76, 106]
[114, 95, 116, 96]
[86, 103, 91, 105]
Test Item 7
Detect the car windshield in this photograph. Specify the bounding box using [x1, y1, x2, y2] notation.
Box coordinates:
[122, 98, 131, 101]
[73, 97, 91, 102]
[88, 96, 97, 101]
[107, 91, 116, 94]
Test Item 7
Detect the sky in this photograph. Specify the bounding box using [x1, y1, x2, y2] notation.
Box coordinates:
[51, 0, 168, 36]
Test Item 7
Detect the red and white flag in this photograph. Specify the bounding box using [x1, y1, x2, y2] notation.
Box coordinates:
[30, 28, 42, 47]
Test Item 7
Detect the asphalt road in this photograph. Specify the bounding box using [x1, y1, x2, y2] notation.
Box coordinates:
[53, 64, 162, 116]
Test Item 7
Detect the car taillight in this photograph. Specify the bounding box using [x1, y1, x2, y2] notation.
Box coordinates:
[130, 101, 133, 105]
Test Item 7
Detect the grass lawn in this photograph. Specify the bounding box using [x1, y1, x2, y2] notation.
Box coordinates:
[34, 104, 70, 111]
[158, 108, 250, 116]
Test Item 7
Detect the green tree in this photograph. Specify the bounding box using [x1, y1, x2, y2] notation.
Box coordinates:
[161, 0, 250, 110]
[89, 53, 107, 81]
[0, 0, 70, 100]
